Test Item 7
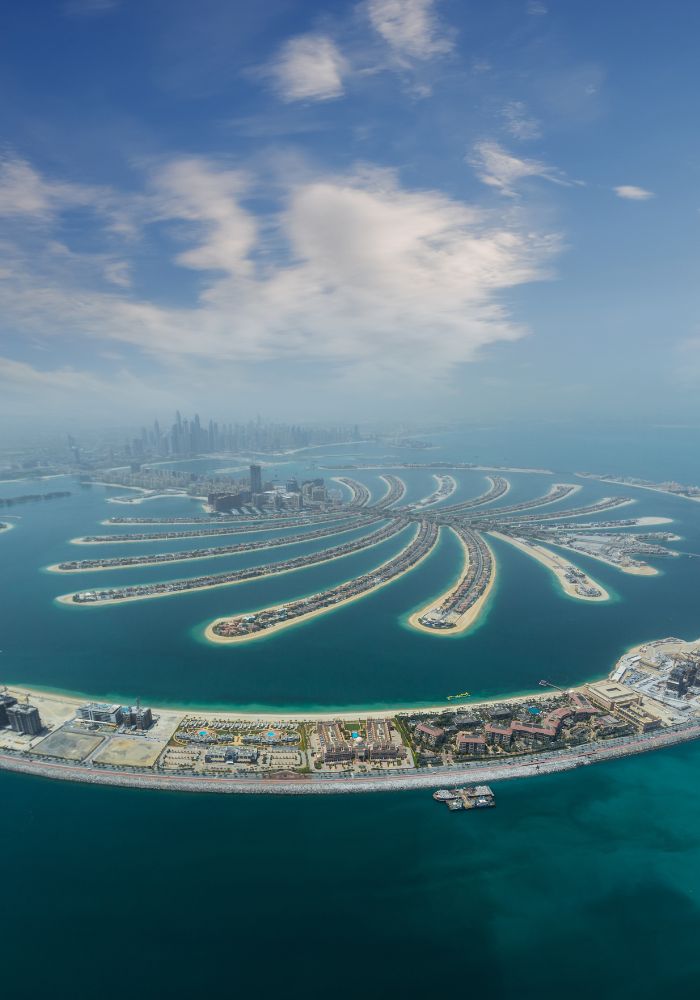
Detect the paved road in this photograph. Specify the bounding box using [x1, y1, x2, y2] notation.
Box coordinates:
[2, 722, 699, 795]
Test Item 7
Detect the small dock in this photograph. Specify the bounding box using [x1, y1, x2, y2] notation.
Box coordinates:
[433, 785, 495, 810]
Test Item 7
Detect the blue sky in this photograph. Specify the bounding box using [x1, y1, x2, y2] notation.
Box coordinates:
[1, 0, 699, 427]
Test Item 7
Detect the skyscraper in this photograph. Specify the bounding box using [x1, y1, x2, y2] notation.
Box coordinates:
[8, 702, 42, 736]
[250, 463, 263, 494]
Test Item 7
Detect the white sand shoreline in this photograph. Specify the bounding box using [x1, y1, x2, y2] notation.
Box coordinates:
[56, 521, 411, 607]
[489, 531, 609, 601]
[204, 523, 437, 645]
[407, 530, 497, 636]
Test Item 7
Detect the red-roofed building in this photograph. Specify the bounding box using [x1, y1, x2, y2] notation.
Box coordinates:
[484, 724, 512, 748]
[511, 722, 557, 746]
[415, 723, 445, 748]
[455, 733, 487, 755]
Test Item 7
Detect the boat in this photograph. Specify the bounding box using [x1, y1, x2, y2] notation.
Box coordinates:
[433, 785, 496, 809]
[432, 789, 458, 801]
[446, 691, 471, 701]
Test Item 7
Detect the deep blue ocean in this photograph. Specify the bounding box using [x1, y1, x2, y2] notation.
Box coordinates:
[3, 421, 700, 998]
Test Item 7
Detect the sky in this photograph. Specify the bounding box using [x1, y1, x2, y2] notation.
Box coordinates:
[1, 0, 699, 429]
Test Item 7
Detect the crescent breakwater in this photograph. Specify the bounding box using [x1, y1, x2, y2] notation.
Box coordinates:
[57, 518, 411, 606]
[319, 462, 556, 475]
[3, 725, 700, 795]
[3, 636, 700, 794]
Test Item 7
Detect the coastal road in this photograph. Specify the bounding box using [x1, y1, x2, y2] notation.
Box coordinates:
[3, 722, 700, 795]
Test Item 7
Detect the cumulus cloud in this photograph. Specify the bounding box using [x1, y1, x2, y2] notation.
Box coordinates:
[469, 140, 572, 195]
[367, 0, 454, 62]
[269, 34, 348, 102]
[0, 156, 560, 391]
[614, 185, 655, 201]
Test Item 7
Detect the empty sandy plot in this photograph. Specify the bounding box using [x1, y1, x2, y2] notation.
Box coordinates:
[92, 736, 166, 767]
[32, 730, 103, 761]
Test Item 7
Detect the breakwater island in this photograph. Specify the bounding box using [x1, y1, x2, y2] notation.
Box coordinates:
[2, 636, 700, 794]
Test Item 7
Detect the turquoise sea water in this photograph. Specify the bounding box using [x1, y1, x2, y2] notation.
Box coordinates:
[3, 423, 700, 997]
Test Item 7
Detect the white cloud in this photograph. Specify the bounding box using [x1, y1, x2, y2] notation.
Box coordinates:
[526, 1, 548, 14]
[469, 140, 572, 196]
[0, 157, 560, 390]
[269, 34, 348, 103]
[614, 185, 655, 201]
[367, 0, 454, 62]
[153, 158, 256, 275]
[0, 155, 141, 238]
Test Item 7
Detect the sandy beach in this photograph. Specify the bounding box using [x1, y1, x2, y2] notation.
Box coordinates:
[628, 516, 674, 526]
[489, 531, 610, 601]
[9, 634, 700, 724]
[204, 523, 437, 645]
[407, 529, 497, 636]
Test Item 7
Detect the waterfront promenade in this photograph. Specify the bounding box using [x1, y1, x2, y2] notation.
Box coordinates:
[1, 716, 698, 795]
